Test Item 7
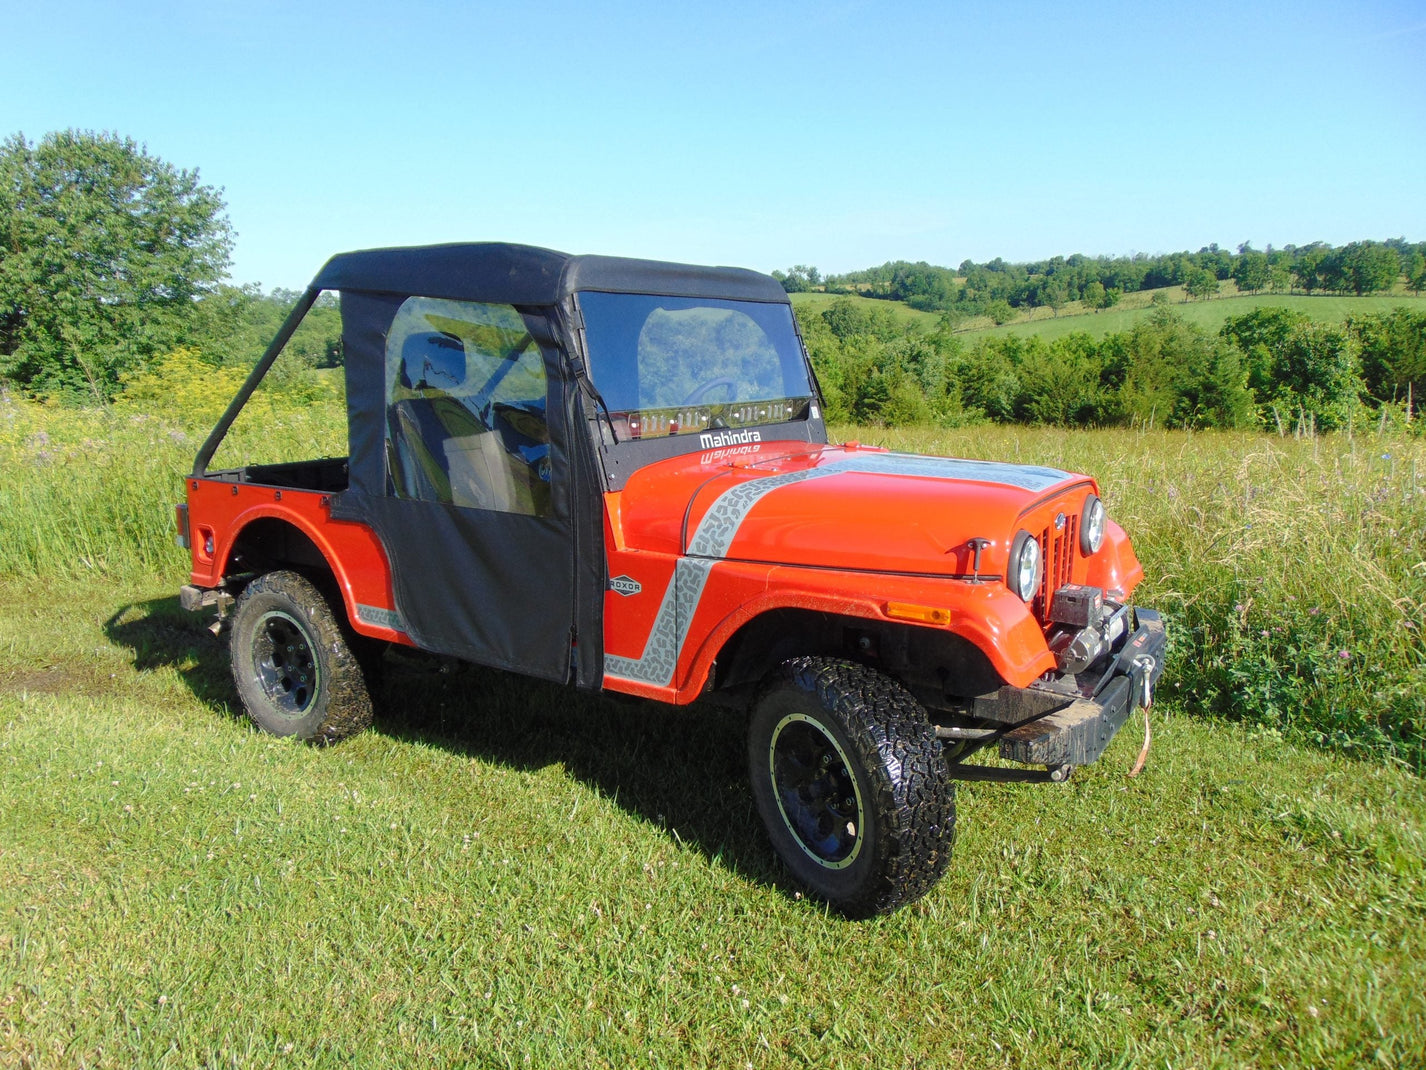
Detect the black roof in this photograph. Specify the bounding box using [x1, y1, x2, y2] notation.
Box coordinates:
[309, 242, 789, 306]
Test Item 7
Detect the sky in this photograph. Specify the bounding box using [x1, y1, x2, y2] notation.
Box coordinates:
[4, 0, 1424, 291]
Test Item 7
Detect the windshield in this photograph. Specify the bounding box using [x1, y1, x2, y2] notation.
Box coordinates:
[577, 292, 814, 441]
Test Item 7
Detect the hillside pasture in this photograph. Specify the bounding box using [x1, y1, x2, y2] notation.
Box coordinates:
[960, 290, 1425, 344]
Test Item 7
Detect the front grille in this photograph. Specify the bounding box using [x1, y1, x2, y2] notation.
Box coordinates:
[1035, 514, 1077, 619]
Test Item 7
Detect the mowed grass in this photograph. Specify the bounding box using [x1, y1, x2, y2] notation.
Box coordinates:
[3, 582, 1424, 1069]
[790, 284, 1423, 344]
[3, 396, 1426, 1066]
[789, 290, 943, 330]
[960, 291, 1423, 344]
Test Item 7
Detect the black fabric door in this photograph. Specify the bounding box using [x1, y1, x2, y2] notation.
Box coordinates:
[333, 291, 601, 686]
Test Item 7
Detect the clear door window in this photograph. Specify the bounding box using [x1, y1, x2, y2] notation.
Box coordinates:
[384, 297, 551, 516]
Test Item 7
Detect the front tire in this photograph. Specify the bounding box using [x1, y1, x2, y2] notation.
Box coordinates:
[748, 657, 955, 916]
[229, 570, 373, 744]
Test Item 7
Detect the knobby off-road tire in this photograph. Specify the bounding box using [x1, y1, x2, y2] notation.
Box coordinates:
[229, 570, 374, 744]
[748, 656, 956, 917]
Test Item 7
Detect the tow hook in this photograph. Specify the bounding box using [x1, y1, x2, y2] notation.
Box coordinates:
[1133, 654, 1157, 708]
[178, 584, 234, 636]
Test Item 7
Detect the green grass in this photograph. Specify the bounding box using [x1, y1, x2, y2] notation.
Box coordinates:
[4, 397, 1426, 1065]
[850, 424, 1426, 772]
[790, 284, 1424, 345]
[789, 290, 943, 329]
[3, 580, 1424, 1068]
[958, 290, 1423, 344]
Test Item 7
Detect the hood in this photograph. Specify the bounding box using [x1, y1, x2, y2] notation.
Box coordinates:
[613, 442, 1095, 576]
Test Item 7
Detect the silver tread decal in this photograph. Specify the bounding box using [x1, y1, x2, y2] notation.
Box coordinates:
[356, 604, 405, 632]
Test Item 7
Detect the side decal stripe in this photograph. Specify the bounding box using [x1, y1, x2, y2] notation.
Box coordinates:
[603, 452, 1071, 687]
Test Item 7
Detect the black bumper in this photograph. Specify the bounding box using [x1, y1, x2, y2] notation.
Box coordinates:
[997, 608, 1166, 768]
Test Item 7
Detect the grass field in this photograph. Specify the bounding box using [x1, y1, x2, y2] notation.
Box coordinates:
[789, 290, 943, 330]
[791, 285, 1425, 345]
[959, 291, 1424, 344]
[3, 397, 1425, 1067]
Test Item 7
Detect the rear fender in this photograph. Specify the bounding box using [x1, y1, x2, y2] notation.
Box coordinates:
[187, 483, 403, 644]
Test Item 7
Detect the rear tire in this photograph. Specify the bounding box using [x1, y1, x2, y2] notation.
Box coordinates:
[229, 570, 373, 744]
[748, 656, 955, 916]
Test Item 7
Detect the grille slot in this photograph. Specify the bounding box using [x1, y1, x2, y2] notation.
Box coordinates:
[1035, 515, 1077, 618]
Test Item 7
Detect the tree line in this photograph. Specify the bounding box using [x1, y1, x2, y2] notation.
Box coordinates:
[778, 239, 1426, 323]
[800, 298, 1426, 434]
[2, 127, 1423, 433]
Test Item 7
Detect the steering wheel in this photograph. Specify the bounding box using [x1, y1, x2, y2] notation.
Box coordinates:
[681, 377, 737, 405]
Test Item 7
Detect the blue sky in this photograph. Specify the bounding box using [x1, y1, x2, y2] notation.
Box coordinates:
[5, 0, 1424, 290]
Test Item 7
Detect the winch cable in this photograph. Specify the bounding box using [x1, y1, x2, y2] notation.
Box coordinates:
[1128, 703, 1152, 778]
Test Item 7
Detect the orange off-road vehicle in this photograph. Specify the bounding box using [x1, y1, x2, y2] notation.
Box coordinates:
[178, 243, 1165, 915]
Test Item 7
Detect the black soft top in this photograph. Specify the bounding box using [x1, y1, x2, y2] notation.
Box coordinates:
[310, 242, 789, 306]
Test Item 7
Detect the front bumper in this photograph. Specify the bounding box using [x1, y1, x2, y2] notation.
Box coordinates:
[1001, 607, 1165, 767]
[948, 608, 1166, 778]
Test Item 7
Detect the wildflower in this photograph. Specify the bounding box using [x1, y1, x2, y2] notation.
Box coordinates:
[1338, 651, 1351, 660]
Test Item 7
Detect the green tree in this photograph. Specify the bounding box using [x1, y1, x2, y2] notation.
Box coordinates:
[1220, 306, 1311, 401]
[957, 338, 1023, 422]
[1407, 252, 1426, 297]
[1016, 334, 1109, 426]
[1120, 309, 1253, 429]
[1042, 277, 1068, 316]
[986, 299, 1015, 325]
[0, 130, 233, 400]
[1337, 242, 1400, 296]
[1233, 250, 1270, 293]
[1348, 308, 1426, 406]
[1271, 323, 1360, 430]
[1184, 267, 1219, 301]
[1293, 246, 1328, 294]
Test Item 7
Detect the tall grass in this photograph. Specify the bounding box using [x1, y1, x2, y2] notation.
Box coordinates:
[0, 384, 345, 583]
[849, 424, 1426, 772]
[3, 392, 1423, 770]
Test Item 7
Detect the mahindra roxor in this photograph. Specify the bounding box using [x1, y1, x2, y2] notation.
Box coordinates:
[177, 243, 1166, 916]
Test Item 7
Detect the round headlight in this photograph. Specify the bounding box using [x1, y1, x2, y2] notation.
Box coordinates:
[1081, 495, 1106, 555]
[1008, 530, 1041, 602]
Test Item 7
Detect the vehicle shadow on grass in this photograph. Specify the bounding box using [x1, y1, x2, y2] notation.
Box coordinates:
[374, 653, 789, 897]
[103, 595, 243, 714]
[102, 596, 789, 899]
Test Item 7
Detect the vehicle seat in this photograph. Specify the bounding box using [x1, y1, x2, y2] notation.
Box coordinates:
[386, 331, 521, 511]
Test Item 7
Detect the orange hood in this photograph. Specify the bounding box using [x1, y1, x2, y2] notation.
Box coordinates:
[614, 442, 1095, 578]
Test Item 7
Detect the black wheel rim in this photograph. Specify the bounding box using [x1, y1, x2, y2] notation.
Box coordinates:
[251, 610, 320, 717]
[768, 713, 865, 869]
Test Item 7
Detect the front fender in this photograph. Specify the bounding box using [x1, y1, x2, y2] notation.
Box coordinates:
[668, 561, 1055, 702]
